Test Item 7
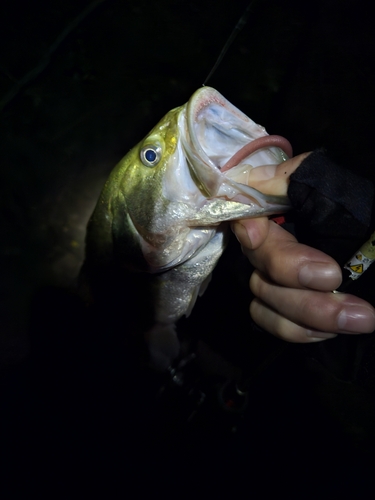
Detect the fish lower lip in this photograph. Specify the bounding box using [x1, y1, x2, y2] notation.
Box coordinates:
[220, 135, 293, 173]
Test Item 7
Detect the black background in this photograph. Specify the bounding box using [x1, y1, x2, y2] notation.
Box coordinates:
[1, 0, 375, 496]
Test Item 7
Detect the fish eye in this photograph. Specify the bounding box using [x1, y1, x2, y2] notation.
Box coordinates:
[140, 145, 162, 167]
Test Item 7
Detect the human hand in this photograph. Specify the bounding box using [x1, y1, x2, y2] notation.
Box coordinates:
[232, 153, 375, 343]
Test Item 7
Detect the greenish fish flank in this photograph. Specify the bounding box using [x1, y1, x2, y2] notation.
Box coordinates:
[82, 87, 290, 370]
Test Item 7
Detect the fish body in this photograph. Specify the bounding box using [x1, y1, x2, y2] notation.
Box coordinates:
[82, 87, 290, 369]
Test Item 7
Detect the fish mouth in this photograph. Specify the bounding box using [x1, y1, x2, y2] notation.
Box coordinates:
[181, 86, 291, 212]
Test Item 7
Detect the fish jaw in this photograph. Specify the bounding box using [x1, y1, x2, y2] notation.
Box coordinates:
[181, 86, 290, 215]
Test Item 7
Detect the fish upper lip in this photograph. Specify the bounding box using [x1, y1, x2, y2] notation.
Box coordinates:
[182, 87, 290, 207]
[186, 86, 290, 170]
[186, 87, 263, 173]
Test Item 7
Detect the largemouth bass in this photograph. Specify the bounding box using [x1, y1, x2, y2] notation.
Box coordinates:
[81, 87, 291, 369]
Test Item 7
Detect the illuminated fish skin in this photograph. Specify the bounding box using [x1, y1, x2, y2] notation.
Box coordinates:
[82, 87, 290, 369]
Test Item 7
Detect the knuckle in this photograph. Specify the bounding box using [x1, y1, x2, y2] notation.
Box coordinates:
[271, 318, 318, 343]
[249, 271, 269, 298]
[265, 244, 297, 283]
[249, 271, 259, 295]
[298, 293, 341, 330]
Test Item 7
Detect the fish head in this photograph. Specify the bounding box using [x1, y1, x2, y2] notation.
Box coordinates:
[86, 87, 290, 273]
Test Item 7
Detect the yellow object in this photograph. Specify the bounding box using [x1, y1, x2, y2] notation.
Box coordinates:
[344, 231, 375, 279]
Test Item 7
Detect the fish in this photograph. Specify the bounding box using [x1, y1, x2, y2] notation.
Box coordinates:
[81, 86, 292, 370]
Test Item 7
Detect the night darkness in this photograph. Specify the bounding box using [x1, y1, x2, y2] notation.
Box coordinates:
[1, 0, 375, 496]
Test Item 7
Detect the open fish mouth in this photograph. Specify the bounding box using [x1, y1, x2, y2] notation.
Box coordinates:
[181, 86, 292, 211]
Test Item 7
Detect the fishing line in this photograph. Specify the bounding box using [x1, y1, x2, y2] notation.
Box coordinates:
[203, 0, 261, 86]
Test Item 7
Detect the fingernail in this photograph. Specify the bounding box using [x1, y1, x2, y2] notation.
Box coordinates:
[298, 262, 341, 289]
[337, 306, 375, 333]
[305, 331, 337, 339]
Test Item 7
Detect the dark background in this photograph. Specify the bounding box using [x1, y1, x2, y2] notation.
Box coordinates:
[1, 0, 375, 496]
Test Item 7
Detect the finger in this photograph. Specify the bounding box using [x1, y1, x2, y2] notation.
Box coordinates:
[231, 217, 270, 250]
[250, 298, 338, 343]
[246, 152, 312, 195]
[274, 152, 312, 177]
[250, 270, 375, 334]
[243, 221, 342, 291]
